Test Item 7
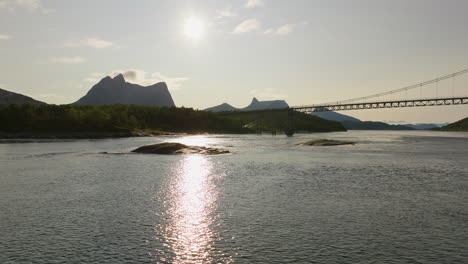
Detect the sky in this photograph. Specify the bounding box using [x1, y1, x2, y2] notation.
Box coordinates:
[1, 0, 468, 123]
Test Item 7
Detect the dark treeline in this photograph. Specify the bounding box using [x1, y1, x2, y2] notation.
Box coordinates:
[436, 117, 468, 132]
[219, 109, 346, 132]
[0, 104, 346, 134]
[0, 104, 247, 133]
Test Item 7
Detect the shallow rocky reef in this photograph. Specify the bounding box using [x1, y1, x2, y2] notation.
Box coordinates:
[298, 139, 356, 146]
[132, 142, 230, 155]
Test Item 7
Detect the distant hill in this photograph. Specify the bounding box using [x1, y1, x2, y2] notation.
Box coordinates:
[205, 97, 288, 112]
[0, 88, 45, 107]
[437, 117, 468, 132]
[74, 74, 175, 107]
[205, 103, 238, 112]
[310, 109, 414, 130]
[311, 110, 361, 122]
[341, 121, 414, 130]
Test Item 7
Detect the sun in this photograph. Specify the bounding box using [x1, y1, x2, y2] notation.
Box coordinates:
[184, 17, 204, 39]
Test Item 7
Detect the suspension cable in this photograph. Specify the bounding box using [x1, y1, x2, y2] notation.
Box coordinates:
[329, 68, 468, 104]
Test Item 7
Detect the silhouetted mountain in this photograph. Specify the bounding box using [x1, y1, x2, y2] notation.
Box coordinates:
[243, 97, 289, 111]
[310, 110, 418, 130]
[205, 103, 238, 112]
[74, 74, 175, 106]
[311, 110, 361, 122]
[0, 88, 46, 107]
[341, 121, 414, 130]
[205, 97, 288, 112]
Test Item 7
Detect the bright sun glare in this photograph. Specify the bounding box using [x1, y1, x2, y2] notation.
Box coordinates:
[184, 17, 204, 39]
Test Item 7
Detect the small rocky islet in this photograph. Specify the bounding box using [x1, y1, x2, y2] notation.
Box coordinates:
[132, 142, 230, 155]
[297, 139, 356, 146]
[130, 139, 355, 156]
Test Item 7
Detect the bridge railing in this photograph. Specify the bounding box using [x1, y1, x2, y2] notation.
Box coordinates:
[291, 96, 468, 112]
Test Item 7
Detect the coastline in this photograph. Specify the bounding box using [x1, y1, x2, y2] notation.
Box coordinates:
[0, 131, 187, 140]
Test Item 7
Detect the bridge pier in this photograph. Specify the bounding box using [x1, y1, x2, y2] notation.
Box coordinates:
[285, 108, 295, 136]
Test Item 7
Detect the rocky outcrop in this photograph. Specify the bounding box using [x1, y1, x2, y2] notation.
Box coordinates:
[74, 74, 175, 107]
[132, 142, 230, 155]
[298, 139, 356, 146]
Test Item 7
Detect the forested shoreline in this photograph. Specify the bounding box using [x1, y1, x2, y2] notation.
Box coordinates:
[0, 104, 345, 138]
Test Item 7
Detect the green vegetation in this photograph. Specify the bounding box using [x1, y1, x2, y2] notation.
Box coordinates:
[0, 104, 345, 135]
[0, 104, 246, 134]
[437, 117, 468, 132]
[219, 109, 346, 132]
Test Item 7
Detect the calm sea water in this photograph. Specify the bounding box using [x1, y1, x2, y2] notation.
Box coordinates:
[1, 131, 467, 263]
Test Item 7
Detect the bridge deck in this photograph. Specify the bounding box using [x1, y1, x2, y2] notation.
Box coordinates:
[291, 97, 468, 112]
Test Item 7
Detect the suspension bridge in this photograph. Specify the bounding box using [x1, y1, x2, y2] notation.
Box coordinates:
[286, 68, 468, 135]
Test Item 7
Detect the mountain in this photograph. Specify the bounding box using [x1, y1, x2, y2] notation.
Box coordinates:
[0, 88, 46, 107]
[309, 109, 414, 130]
[243, 97, 289, 111]
[437, 117, 468, 132]
[74, 74, 175, 107]
[205, 103, 238, 112]
[341, 121, 414, 130]
[311, 110, 361, 122]
[205, 97, 288, 112]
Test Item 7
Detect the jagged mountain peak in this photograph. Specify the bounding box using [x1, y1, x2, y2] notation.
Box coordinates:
[112, 74, 126, 84]
[74, 76, 175, 107]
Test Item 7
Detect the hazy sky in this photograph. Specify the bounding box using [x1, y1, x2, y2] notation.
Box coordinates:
[1, 0, 468, 123]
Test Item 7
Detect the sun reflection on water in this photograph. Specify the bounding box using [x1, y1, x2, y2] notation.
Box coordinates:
[155, 155, 230, 263]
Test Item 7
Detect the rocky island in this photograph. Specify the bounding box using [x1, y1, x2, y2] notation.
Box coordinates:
[298, 139, 356, 146]
[132, 142, 230, 155]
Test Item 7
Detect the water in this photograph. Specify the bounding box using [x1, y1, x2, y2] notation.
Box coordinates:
[1, 131, 467, 263]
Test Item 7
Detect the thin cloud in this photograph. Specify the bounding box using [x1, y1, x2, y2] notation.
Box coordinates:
[84, 38, 112, 49]
[15, 0, 40, 9]
[216, 9, 237, 20]
[250, 88, 288, 100]
[50, 56, 86, 64]
[245, 0, 264, 8]
[0, 34, 12, 40]
[233, 19, 261, 34]
[0, 0, 52, 13]
[65, 38, 113, 49]
[264, 24, 296, 36]
[151, 72, 189, 91]
[84, 72, 105, 83]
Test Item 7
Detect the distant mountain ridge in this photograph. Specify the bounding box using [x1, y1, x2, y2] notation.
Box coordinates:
[74, 74, 175, 107]
[402, 123, 448, 130]
[0, 88, 46, 107]
[205, 97, 289, 112]
[311, 110, 361, 122]
[340, 120, 414, 130]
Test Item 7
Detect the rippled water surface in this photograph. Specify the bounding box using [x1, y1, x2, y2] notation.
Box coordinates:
[1, 131, 467, 263]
